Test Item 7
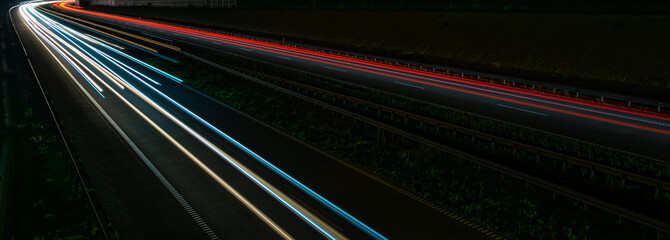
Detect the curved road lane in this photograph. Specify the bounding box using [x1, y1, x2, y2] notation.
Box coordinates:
[54, 2, 670, 160]
[11, 2, 494, 239]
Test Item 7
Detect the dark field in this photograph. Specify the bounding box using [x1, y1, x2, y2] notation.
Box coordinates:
[87, 6, 670, 101]
[236, 0, 670, 14]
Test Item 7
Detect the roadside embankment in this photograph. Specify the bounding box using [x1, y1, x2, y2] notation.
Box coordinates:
[87, 6, 670, 101]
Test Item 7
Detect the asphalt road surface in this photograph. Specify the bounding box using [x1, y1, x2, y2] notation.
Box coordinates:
[11, 2, 495, 239]
[54, 3, 670, 160]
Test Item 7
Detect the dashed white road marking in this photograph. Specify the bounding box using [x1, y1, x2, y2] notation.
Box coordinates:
[325, 66, 346, 72]
[275, 55, 292, 61]
[393, 81, 424, 89]
[497, 104, 548, 116]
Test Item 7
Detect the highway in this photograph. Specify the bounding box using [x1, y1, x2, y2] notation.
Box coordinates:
[11, 1, 495, 239]
[52, 1, 670, 160]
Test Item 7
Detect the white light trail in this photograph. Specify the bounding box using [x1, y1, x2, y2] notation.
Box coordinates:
[17, 2, 386, 240]
[28, 7, 347, 238]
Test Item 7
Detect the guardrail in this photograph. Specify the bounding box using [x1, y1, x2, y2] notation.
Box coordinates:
[43, 6, 670, 235]
[218, 59, 670, 197]
[180, 50, 670, 236]
[53, 2, 670, 116]
[74, 6, 670, 116]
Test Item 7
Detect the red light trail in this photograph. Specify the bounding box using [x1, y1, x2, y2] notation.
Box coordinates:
[55, 1, 670, 136]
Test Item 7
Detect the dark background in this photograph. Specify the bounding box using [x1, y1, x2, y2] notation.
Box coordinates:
[239, 0, 670, 14]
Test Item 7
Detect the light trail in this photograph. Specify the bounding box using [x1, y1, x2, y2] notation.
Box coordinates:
[30, 5, 128, 92]
[19, 2, 387, 239]
[21, 4, 106, 96]
[50, 13, 364, 240]
[19, 2, 293, 238]
[85, 33, 125, 50]
[38, 6, 181, 66]
[53, 1, 670, 137]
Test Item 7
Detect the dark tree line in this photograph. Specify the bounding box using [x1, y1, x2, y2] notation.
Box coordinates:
[239, 0, 670, 14]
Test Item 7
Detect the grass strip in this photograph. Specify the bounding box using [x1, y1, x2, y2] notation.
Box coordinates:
[142, 54, 669, 240]
[201, 51, 670, 181]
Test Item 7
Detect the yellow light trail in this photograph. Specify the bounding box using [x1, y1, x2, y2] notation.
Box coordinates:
[18, 2, 361, 240]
